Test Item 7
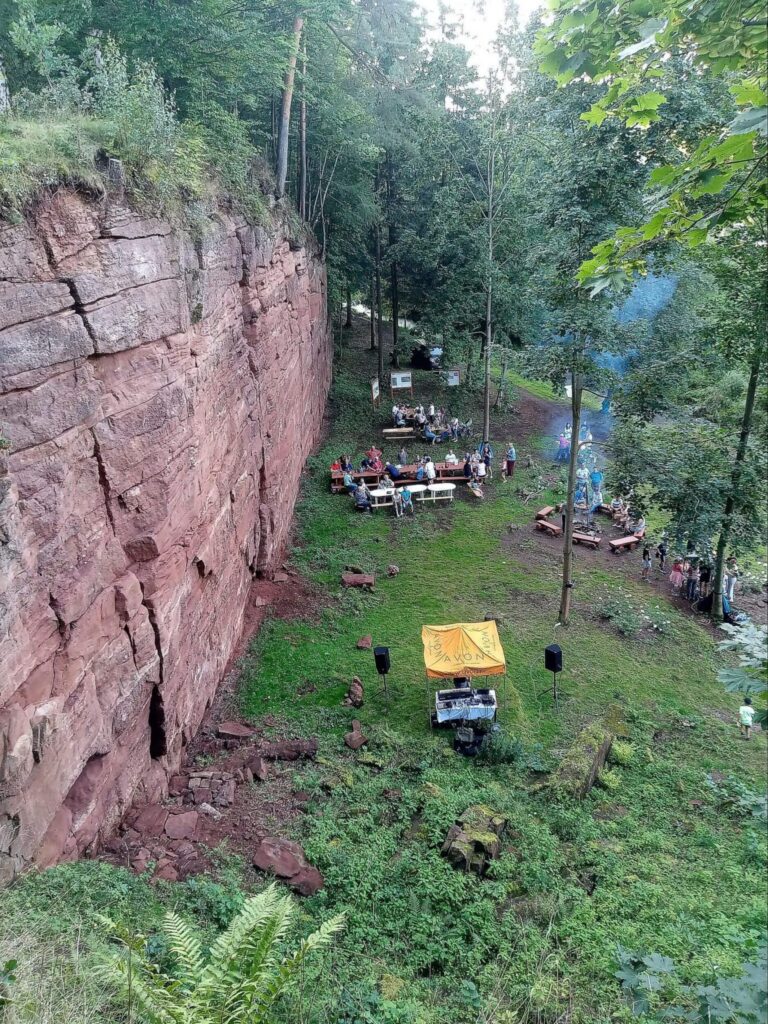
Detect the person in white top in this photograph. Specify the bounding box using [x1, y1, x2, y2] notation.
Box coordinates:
[427, 403, 435, 422]
[476, 460, 487, 481]
[444, 450, 458, 465]
[739, 698, 756, 740]
[424, 458, 437, 481]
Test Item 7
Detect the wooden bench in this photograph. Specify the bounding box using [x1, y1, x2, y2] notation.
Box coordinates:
[572, 532, 601, 549]
[536, 506, 555, 520]
[609, 535, 642, 554]
[341, 572, 375, 589]
[535, 519, 562, 537]
[383, 427, 416, 439]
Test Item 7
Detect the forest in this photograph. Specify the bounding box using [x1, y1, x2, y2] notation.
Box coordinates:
[0, 0, 766, 1021]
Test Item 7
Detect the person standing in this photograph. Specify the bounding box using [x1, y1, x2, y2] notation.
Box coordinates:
[698, 562, 711, 598]
[725, 559, 739, 602]
[424, 457, 436, 483]
[656, 540, 668, 573]
[398, 446, 407, 466]
[427, 402, 435, 424]
[669, 557, 684, 593]
[505, 442, 517, 478]
[685, 562, 699, 602]
[739, 698, 756, 740]
[641, 546, 652, 580]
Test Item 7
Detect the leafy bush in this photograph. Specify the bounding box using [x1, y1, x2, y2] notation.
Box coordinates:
[600, 595, 644, 637]
[475, 731, 525, 765]
[598, 767, 621, 792]
[706, 773, 768, 821]
[718, 623, 768, 728]
[615, 944, 768, 1022]
[609, 740, 634, 767]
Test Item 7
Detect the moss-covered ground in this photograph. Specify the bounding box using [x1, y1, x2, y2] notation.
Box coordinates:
[1, 328, 765, 1024]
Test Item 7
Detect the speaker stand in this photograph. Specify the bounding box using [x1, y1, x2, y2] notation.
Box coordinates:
[537, 671, 565, 707]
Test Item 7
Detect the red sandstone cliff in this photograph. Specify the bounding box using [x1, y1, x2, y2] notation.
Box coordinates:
[0, 190, 332, 882]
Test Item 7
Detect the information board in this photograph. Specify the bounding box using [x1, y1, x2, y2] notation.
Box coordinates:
[445, 368, 461, 387]
[390, 371, 413, 396]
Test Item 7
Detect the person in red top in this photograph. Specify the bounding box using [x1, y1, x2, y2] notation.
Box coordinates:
[330, 459, 341, 471]
[366, 446, 382, 462]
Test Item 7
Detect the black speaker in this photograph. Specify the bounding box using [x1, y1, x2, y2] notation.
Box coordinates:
[373, 646, 390, 675]
[545, 644, 562, 674]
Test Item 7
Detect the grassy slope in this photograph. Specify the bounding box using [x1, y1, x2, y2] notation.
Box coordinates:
[1, 330, 764, 1024]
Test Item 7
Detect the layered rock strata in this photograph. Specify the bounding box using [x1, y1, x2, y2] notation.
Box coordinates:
[0, 191, 331, 881]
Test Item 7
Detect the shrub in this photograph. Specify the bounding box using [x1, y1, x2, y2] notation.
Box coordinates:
[598, 767, 622, 792]
[600, 595, 643, 637]
[609, 740, 634, 767]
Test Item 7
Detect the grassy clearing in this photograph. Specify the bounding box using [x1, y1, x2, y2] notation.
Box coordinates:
[0, 337, 764, 1024]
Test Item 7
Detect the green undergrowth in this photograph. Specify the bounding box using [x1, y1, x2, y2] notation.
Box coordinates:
[1, 339, 764, 1024]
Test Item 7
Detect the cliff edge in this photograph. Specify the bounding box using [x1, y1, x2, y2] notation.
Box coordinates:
[0, 190, 332, 881]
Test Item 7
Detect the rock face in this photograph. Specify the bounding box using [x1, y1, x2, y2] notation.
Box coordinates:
[0, 190, 332, 882]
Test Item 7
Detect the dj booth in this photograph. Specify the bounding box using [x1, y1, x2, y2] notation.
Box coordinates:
[433, 687, 498, 725]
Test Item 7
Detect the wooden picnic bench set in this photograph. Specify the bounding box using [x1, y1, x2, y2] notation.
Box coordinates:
[533, 504, 645, 553]
[330, 461, 466, 494]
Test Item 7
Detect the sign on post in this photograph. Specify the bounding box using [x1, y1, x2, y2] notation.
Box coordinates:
[445, 368, 461, 387]
[371, 377, 380, 408]
[390, 371, 413, 397]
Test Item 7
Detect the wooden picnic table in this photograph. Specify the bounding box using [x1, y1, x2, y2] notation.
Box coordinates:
[609, 534, 643, 554]
[330, 468, 383, 493]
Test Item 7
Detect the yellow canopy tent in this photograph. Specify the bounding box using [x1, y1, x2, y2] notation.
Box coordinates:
[422, 621, 506, 728]
[421, 621, 506, 678]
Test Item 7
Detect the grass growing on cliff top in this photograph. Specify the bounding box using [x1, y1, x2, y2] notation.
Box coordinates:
[1, 331, 765, 1024]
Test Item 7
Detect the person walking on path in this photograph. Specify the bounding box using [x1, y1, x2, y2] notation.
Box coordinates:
[739, 698, 756, 740]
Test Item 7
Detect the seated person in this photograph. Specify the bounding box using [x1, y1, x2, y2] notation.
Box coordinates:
[370, 456, 384, 472]
[331, 458, 341, 471]
[395, 409, 407, 427]
[360, 456, 372, 469]
[380, 473, 394, 490]
[463, 456, 472, 479]
[343, 471, 356, 494]
[610, 495, 625, 516]
[416, 411, 427, 428]
[468, 478, 484, 498]
[438, 428, 452, 442]
[628, 514, 646, 536]
[384, 461, 402, 480]
[422, 425, 437, 444]
[353, 484, 372, 512]
[444, 449, 458, 465]
[340, 454, 353, 472]
[366, 445, 382, 461]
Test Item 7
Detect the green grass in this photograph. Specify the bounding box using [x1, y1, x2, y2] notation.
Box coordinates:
[1, 338, 764, 1024]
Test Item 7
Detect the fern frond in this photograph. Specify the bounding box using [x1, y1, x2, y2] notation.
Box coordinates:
[162, 911, 205, 989]
[197, 886, 285, 1000]
[96, 949, 186, 1024]
[219, 898, 294, 1021]
[243, 913, 346, 1018]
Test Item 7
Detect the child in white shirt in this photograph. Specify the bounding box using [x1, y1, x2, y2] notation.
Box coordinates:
[739, 698, 756, 740]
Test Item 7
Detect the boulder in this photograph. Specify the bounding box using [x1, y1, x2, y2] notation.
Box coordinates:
[248, 756, 268, 781]
[132, 805, 169, 838]
[217, 721, 255, 740]
[258, 738, 318, 761]
[164, 810, 199, 841]
[343, 677, 364, 709]
[441, 804, 508, 876]
[386, 564, 400, 577]
[198, 802, 223, 821]
[551, 721, 613, 800]
[344, 719, 368, 750]
[252, 837, 324, 895]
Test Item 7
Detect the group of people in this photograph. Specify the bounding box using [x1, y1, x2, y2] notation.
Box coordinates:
[555, 421, 593, 463]
[391, 401, 466, 444]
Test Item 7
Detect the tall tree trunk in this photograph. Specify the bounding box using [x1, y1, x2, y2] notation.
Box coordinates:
[369, 271, 376, 351]
[345, 287, 352, 328]
[711, 346, 761, 621]
[0, 55, 10, 114]
[386, 153, 400, 369]
[375, 223, 384, 382]
[390, 261, 400, 368]
[482, 133, 495, 442]
[494, 347, 508, 410]
[275, 15, 304, 199]
[558, 371, 583, 625]
[298, 41, 307, 219]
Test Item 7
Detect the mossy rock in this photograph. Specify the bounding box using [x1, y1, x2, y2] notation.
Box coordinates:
[441, 804, 508, 875]
[551, 721, 613, 800]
